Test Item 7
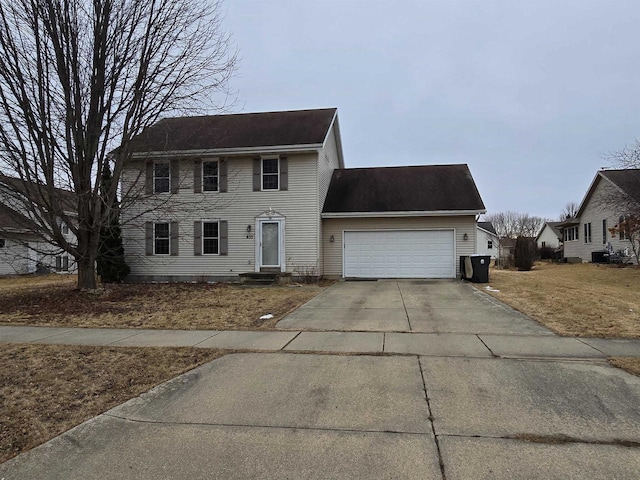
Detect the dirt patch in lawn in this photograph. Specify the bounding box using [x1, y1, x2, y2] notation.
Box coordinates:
[610, 357, 640, 377]
[0, 275, 327, 330]
[0, 343, 224, 463]
[482, 262, 640, 338]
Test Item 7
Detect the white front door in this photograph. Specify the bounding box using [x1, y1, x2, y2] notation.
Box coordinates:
[259, 220, 281, 269]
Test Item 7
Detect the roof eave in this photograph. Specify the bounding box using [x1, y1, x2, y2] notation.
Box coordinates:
[129, 143, 324, 159]
[322, 209, 486, 219]
[321, 110, 345, 169]
[477, 226, 499, 237]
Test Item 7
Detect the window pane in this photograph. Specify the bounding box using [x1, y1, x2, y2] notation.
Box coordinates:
[263, 159, 278, 174]
[263, 174, 278, 190]
[154, 164, 170, 193]
[155, 178, 169, 193]
[203, 238, 219, 254]
[203, 222, 218, 238]
[155, 239, 169, 255]
[155, 223, 169, 238]
[203, 177, 218, 191]
[155, 164, 169, 177]
[203, 162, 218, 176]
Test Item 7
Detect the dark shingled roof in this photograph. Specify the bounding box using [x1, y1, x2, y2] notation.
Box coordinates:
[601, 169, 640, 204]
[322, 164, 485, 213]
[0, 175, 76, 212]
[0, 203, 39, 231]
[128, 108, 337, 153]
[478, 221, 497, 235]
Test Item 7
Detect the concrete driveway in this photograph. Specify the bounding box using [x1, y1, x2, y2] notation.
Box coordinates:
[2, 280, 640, 479]
[277, 279, 552, 335]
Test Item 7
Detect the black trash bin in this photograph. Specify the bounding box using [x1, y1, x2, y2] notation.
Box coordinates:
[460, 255, 490, 283]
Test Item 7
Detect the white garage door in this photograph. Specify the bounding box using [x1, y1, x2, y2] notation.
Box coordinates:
[343, 230, 455, 279]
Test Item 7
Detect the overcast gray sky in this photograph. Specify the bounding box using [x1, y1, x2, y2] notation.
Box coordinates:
[224, 0, 640, 219]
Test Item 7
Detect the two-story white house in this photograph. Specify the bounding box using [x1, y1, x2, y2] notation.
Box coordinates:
[560, 169, 640, 263]
[121, 108, 487, 281]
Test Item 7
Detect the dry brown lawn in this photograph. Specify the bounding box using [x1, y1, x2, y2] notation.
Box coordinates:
[610, 357, 640, 376]
[484, 262, 640, 338]
[0, 343, 224, 463]
[0, 275, 327, 330]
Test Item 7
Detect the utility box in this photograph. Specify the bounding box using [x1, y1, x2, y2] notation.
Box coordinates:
[460, 255, 490, 283]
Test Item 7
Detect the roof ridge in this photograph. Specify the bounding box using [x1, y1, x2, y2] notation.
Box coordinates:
[159, 107, 337, 122]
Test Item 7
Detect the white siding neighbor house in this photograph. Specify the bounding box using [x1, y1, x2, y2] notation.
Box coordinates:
[120, 108, 487, 281]
[0, 178, 77, 275]
[560, 169, 640, 263]
[536, 222, 563, 250]
[476, 222, 499, 260]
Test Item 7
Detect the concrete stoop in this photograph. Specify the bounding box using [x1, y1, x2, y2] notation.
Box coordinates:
[238, 271, 292, 286]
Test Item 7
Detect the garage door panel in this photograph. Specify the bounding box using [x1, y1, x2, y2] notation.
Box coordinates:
[344, 230, 454, 279]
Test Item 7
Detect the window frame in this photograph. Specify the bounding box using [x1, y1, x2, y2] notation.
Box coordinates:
[61, 222, 69, 235]
[202, 220, 220, 255]
[584, 222, 592, 244]
[202, 160, 219, 192]
[619, 216, 627, 240]
[487, 240, 493, 249]
[261, 157, 280, 191]
[602, 219, 607, 244]
[153, 222, 170, 255]
[564, 226, 579, 242]
[153, 162, 170, 194]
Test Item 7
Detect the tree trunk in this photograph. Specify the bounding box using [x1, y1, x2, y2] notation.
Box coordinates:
[76, 228, 99, 290]
[77, 255, 97, 290]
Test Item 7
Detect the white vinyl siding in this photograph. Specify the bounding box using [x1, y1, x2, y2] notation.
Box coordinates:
[323, 216, 476, 278]
[121, 153, 320, 278]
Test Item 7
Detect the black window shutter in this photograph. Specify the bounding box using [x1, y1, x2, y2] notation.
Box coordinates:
[194, 159, 202, 193]
[170, 159, 179, 194]
[219, 158, 228, 192]
[145, 222, 153, 255]
[55, 256, 62, 271]
[194, 221, 202, 256]
[280, 157, 288, 191]
[253, 158, 261, 191]
[170, 221, 179, 256]
[220, 220, 228, 256]
[145, 161, 153, 195]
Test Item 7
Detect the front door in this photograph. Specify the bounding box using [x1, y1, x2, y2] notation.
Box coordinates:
[260, 221, 280, 269]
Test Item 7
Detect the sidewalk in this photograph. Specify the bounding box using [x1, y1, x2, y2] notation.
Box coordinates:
[2, 325, 639, 359]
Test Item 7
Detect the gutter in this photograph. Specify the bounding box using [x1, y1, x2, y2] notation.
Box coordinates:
[321, 209, 486, 219]
[129, 144, 324, 159]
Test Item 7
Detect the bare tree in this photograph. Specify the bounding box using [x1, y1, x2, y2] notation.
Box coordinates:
[560, 201, 579, 221]
[483, 211, 549, 238]
[0, 0, 237, 289]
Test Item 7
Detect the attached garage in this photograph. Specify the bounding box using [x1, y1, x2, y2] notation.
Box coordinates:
[343, 230, 455, 278]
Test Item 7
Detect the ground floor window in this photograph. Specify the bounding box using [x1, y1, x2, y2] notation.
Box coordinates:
[203, 221, 219, 255]
[154, 222, 170, 255]
[584, 223, 592, 243]
[487, 240, 493, 249]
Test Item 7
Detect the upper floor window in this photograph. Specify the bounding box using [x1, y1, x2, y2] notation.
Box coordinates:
[203, 221, 219, 255]
[583, 223, 592, 243]
[154, 163, 170, 193]
[154, 222, 170, 255]
[262, 158, 279, 190]
[487, 240, 493, 249]
[203, 161, 219, 192]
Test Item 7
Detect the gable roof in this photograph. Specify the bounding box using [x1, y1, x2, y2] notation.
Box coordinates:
[477, 221, 497, 235]
[322, 164, 486, 215]
[0, 175, 76, 213]
[127, 108, 338, 154]
[575, 168, 640, 219]
[0, 203, 39, 233]
[535, 221, 563, 242]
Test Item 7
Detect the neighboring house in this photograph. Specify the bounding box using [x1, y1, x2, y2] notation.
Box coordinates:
[121, 108, 486, 281]
[560, 169, 640, 263]
[476, 221, 499, 259]
[0, 177, 77, 275]
[536, 221, 563, 250]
